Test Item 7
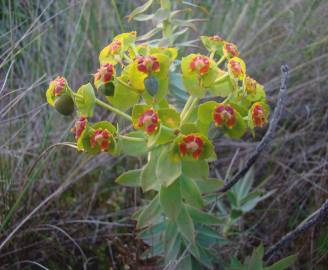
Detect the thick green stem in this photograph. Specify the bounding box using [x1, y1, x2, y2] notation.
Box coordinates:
[180, 96, 194, 119]
[119, 135, 145, 142]
[95, 99, 132, 122]
[181, 97, 198, 124]
[73, 93, 132, 122]
[217, 55, 226, 66]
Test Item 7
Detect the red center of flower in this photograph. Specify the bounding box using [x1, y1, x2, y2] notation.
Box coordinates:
[53, 76, 66, 96]
[94, 64, 114, 83]
[190, 55, 210, 75]
[245, 76, 257, 94]
[228, 59, 243, 77]
[213, 104, 236, 129]
[71, 116, 87, 140]
[137, 109, 159, 135]
[179, 135, 204, 160]
[108, 39, 122, 55]
[90, 128, 111, 151]
[224, 42, 239, 57]
[136, 56, 160, 74]
[252, 103, 267, 127]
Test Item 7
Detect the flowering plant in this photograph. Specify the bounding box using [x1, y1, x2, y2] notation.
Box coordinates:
[46, 31, 272, 268]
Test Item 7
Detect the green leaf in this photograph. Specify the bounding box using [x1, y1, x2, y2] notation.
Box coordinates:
[248, 244, 264, 270]
[182, 160, 209, 180]
[176, 205, 195, 243]
[119, 131, 148, 157]
[264, 254, 297, 270]
[197, 101, 217, 135]
[194, 178, 224, 193]
[158, 108, 180, 128]
[160, 179, 181, 221]
[147, 125, 175, 148]
[196, 225, 229, 246]
[208, 72, 233, 97]
[180, 175, 203, 208]
[75, 83, 96, 117]
[137, 195, 161, 229]
[115, 169, 142, 187]
[164, 220, 180, 264]
[141, 147, 162, 192]
[127, 0, 154, 21]
[108, 78, 140, 111]
[186, 204, 224, 225]
[156, 147, 182, 187]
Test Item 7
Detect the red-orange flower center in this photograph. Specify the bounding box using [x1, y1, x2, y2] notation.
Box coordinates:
[179, 135, 204, 160]
[228, 59, 243, 77]
[90, 128, 111, 151]
[136, 56, 160, 74]
[71, 116, 87, 140]
[190, 55, 210, 75]
[138, 109, 159, 135]
[94, 64, 114, 83]
[213, 104, 236, 129]
[224, 42, 239, 57]
[252, 103, 267, 127]
[52, 76, 66, 96]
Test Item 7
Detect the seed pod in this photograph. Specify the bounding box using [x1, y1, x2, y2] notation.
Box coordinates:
[54, 94, 74, 115]
[144, 76, 158, 96]
[99, 82, 115, 96]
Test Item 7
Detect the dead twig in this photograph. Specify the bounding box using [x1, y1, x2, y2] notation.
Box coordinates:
[264, 199, 328, 263]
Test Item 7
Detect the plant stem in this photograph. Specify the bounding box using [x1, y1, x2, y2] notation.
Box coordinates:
[119, 135, 145, 142]
[73, 93, 132, 122]
[95, 99, 132, 122]
[181, 97, 198, 124]
[214, 72, 229, 83]
[180, 96, 194, 119]
[217, 55, 226, 66]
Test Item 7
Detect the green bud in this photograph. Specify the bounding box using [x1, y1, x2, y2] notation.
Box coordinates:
[99, 82, 115, 96]
[54, 94, 74, 115]
[144, 75, 158, 96]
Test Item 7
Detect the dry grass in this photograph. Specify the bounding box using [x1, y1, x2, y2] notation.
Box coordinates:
[0, 0, 327, 269]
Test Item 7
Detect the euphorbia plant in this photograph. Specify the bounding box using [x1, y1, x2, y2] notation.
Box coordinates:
[46, 31, 271, 268]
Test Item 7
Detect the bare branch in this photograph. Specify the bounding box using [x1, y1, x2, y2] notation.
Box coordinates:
[216, 64, 289, 193]
[264, 199, 328, 263]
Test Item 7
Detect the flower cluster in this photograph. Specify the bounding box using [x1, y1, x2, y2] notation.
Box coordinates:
[45, 31, 269, 176]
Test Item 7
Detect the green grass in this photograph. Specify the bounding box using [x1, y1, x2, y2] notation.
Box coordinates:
[0, 0, 328, 269]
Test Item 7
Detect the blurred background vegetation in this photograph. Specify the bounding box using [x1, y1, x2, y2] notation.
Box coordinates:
[0, 0, 327, 269]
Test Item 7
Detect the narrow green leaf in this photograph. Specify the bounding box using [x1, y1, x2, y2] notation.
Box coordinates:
[264, 254, 297, 270]
[127, 0, 154, 22]
[115, 169, 142, 187]
[137, 195, 161, 229]
[186, 204, 224, 225]
[176, 206, 195, 243]
[159, 179, 182, 221]
[141, 148, 162, 192]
